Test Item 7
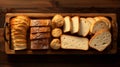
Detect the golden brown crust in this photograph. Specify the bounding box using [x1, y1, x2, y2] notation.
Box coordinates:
[50, 38, 61, 50]
[52, 28, 62, 37]
[52, 14, 64, 28]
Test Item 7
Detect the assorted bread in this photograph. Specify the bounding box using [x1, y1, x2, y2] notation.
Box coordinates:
[9, 14, 112, 52]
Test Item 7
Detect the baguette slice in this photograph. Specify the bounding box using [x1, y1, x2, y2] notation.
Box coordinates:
[71, 16, 79, 34]
[78, 18, 90, 37]
[94, 16, 111, 29]
[61, 35, 89, 50]
[89, 29, 111, 51]
[63, 16, 71, 33]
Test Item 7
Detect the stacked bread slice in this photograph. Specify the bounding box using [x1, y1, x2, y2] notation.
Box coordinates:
[30, 19, 51, 49]
[10, 16, 30, 50]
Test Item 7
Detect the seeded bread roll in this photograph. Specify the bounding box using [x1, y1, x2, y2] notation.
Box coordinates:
[89, 29, 111, 51]
[30, 19, 51, 26]
[52, 28, 62, 37]
[52, 14, 64, 28]
[50, 39, 61, 50]
[30, 27, 50, 33]
[61, 35, 89, 50]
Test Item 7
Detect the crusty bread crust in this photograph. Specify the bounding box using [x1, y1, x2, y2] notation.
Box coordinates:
[89, 29, 111, 51]
[50, 39, 61, 50]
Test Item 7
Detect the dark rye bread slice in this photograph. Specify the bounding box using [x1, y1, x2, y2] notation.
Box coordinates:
[30, 19, 51, 26]
[31, 39, 49, 49]
[30, 27, 50, 33]
[89, 29, 112, 52]
[30, 33, 50, 40]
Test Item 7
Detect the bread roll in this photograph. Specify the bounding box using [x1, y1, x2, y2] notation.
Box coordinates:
[52, 28, 62, 37]
[50, 39, 61, 50]
[52, 14, 64, 28]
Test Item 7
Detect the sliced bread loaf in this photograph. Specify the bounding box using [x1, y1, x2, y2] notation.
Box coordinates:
[63, 16, 71, 33]
[89, 29, 111, 51]
[94, 16, 111, 29]
[61, 35, 89, 50]
[90, 19, 109, 34]
[71, 16, 79, 34]
[78, 18, 91, 37]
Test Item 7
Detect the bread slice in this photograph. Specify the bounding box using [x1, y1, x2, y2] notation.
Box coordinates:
[61, 35, 89, 50]
[30, 27, 50, 33]
[94, 16, 111, 29]
[63, 16, 71, 33]
[78, 18, 90, 37]
[90, 19, 109, 34]
[71, 16, 79, 34]
[89, 29, 111, 51]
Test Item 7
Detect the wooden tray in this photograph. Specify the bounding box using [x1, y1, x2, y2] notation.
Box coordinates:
[5, 13, 118, 55]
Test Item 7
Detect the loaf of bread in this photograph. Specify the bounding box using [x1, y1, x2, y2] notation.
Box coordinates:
[31, 39, 49, 49]
[30, 33, 50, 40]
[30, 27, 50, 33]
[52, 14, 64, 28]
[30, 19, 51, 26]
[63, 16, 71, 33]
[61, 35, 89, 50]
[52, 28, 62, 37]
[50, 39, 61, 50]
[89, 29, 111, 51]
[94, 16, 111, 29]
[78, 18, 91, 37]
[10, 16, 30, 50]
[71, 16, 79, 34]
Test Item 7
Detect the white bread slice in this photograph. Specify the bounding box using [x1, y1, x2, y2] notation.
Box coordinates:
[63, 16, 71, 33]
[86, 17, 96, 25]
[71, 16, 79, 34]
[89, 29, 111, 51]
[90, 19, 109, 34]
[78, 18, 90, 37]
[94, 16, 111, 29]
[61, 35, 89, 50]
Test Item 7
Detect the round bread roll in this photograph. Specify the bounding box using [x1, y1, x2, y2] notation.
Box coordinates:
[52, 28, 62, 37]
[52, 14, 64, 28]
[50, 39, 61, 50]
